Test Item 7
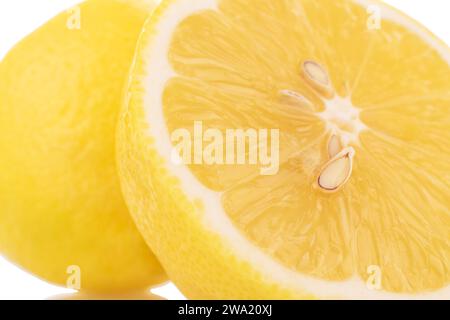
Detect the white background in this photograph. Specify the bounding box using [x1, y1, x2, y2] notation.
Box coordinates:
[0, 0, 448, 300]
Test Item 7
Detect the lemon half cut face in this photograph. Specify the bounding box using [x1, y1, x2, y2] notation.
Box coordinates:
[118, 0, 450, 299]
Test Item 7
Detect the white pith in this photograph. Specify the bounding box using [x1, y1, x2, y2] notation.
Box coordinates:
[320, 96, 367, 146]
[140, 0, 450, 299]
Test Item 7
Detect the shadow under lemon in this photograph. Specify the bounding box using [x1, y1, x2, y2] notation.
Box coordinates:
[48, 290, 166, 300]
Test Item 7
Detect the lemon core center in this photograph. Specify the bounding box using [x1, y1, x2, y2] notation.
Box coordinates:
[320, 96, 367, 145]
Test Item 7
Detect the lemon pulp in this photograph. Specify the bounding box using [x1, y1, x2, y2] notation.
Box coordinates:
[162, 0, 449, 294]
[118, 0, 450, 298]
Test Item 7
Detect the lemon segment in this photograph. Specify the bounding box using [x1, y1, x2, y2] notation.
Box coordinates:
[118, 0, 450, 298]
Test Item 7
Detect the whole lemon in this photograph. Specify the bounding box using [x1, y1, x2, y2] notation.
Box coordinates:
[0, 0, 166, 292]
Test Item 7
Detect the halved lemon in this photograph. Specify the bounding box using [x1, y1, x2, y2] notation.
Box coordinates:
[117, 0, 450, 299]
